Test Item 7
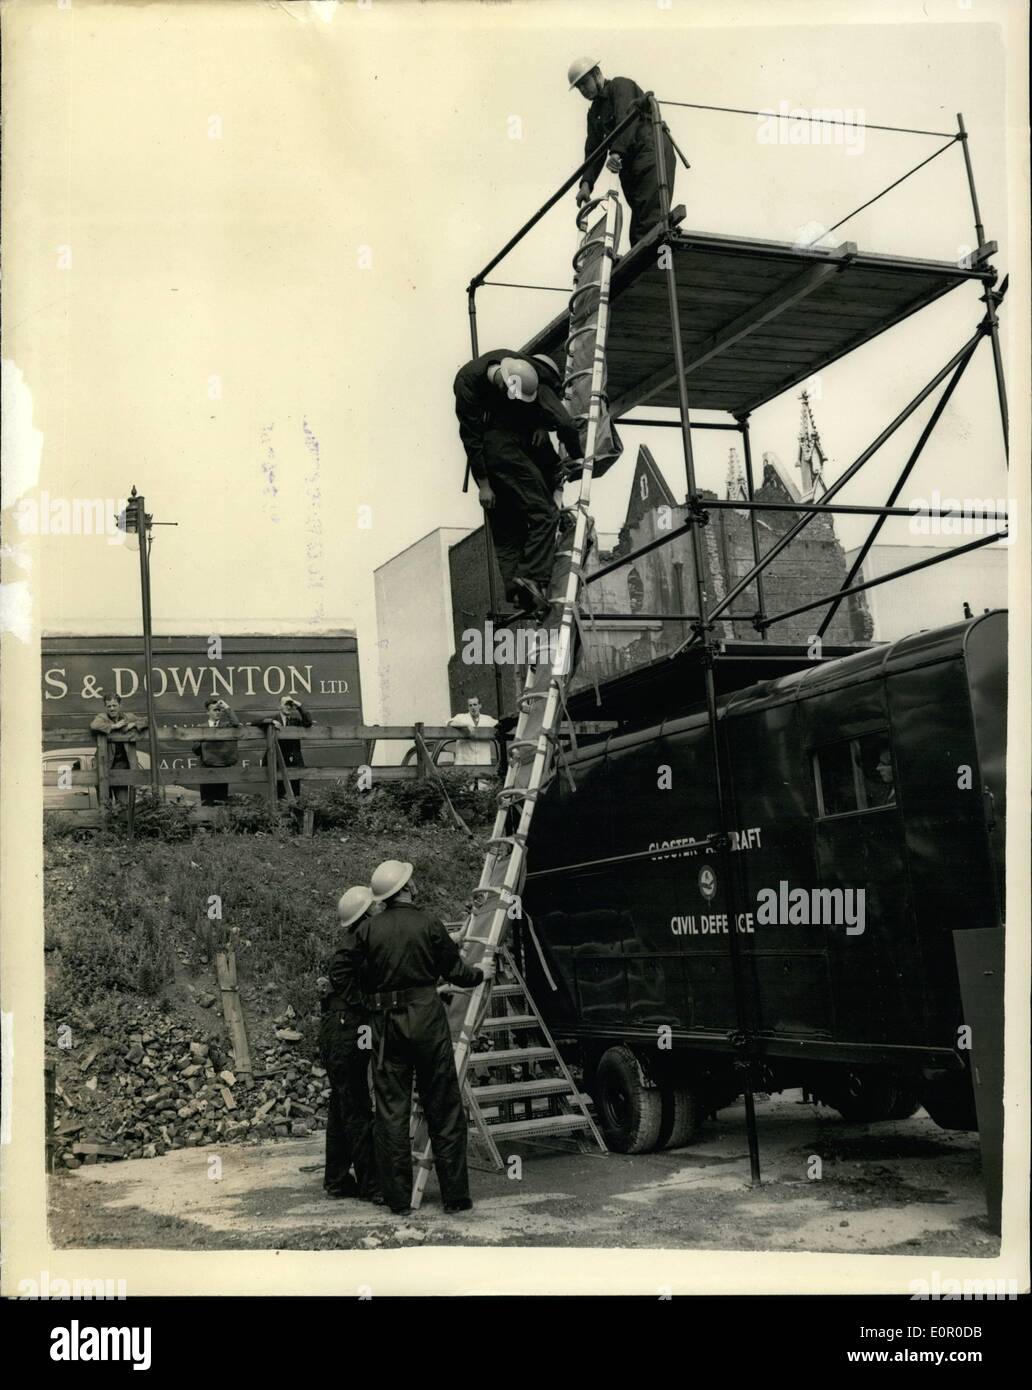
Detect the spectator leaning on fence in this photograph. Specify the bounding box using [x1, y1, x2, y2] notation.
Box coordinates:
[90, 693, 148, 803]
[447, 696, 498, 790]
[255, 695, 313, 799]
[192, 697, 241, 805]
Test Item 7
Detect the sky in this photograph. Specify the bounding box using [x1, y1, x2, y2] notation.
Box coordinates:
[3, 0, 1026, 719]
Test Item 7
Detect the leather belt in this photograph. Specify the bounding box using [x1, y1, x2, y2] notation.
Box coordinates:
[366, 984, 436, 1012]
[365, 984, 437, 1067]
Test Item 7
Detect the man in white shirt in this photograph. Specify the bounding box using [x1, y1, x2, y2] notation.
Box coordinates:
[447, 697, 498, 785]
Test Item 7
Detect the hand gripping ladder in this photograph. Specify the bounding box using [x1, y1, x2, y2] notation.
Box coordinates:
[408, 188, 624, 1209]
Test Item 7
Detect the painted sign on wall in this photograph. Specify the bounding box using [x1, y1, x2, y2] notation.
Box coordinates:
[42, 634, 362, 734]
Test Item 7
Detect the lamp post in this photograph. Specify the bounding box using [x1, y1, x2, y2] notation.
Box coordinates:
[121, 487, 162, 796]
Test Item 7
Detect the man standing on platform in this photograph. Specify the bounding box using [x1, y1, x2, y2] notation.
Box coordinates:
[568, 58, 676, 248]
[454, 349, 583, 615]
[356, 859, 495, 1215]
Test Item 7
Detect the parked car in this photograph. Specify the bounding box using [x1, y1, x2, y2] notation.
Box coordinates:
[400, 735, 502, 770]
[42, 746, 200, 810]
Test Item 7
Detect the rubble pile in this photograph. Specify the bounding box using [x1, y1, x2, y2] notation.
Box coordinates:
[49, 1004, 330, 1169]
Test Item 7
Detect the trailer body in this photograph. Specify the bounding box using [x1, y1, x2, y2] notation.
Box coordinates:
[522, 612, 1006, 1140]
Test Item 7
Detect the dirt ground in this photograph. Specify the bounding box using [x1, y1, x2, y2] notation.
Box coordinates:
[48, 1091, 998, 1256]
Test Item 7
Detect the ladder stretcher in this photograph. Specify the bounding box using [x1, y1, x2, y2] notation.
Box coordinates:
[409, 185, 625, 1209]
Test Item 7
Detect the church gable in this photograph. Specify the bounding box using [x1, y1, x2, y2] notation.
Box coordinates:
[623, 444, 678, 532]
[758, 449, 802, 504]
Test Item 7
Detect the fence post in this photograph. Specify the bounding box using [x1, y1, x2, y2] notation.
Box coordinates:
[264, 724, 279, 806]
[96, 734, 111, 806]
[413, 722, 430, 781]
[45, 1061, 57, 1173]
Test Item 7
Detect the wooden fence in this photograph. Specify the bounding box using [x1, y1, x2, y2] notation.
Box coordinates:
[43, 722, 504, 827]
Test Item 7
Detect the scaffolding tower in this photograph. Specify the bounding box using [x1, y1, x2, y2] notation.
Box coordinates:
[460, 93, 1010, 1184]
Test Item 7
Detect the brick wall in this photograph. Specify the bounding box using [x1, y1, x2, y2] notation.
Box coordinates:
[447, 527, 524, 719]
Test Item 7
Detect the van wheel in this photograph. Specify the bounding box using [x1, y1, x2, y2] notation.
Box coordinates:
[921, 1073, 977, 1131]
[817, 1072, 918, 1124]
[593, 1046, 663, 1153]
[657, 1084, 702, 1150]
[885, 1087, 922, 1121]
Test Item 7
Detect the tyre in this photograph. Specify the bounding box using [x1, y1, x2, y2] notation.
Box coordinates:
[657, 1083, 702, 1150]
[921, 1073, 978, 1131]
[592, 1045, 663, 1153]
[817, 1072, 918, 1124]
[884, 1087, 922, 1121]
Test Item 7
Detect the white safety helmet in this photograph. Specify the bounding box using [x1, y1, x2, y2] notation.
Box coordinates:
[568, 56, 600, 91]
[497, 357, 539, 403]
[370, 859, 414, 902]
[531, 353, 562, 386]
[337, 884, 374, 928]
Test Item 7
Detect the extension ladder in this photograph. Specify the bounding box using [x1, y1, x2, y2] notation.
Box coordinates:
[409, 186, 624, 1209]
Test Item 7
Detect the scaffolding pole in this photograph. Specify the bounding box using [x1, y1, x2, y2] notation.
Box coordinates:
[957, 113, 1009, 461]
[736, 413, 767, 639]
[616, 417, 743, 431]
[649, 92, 762, 1187]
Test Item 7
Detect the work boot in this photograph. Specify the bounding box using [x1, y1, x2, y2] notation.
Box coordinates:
[512, 576, 548, 616]
[443, 1197, 474, 1213]
[325, 1177, 361, 1199]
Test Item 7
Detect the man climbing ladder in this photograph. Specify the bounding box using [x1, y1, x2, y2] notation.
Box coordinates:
[453, 348, 584, 614]
[409, 182, 627, 1210]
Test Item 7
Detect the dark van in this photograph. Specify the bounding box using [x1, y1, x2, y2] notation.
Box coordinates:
[522, 612, 1006, 1153]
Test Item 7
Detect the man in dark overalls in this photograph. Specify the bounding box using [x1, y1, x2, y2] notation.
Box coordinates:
[318, 885, 383, 1203]
[356, 859, 495, 1215]
[569, 59, 676, 248]
[454, 350, 583, 614]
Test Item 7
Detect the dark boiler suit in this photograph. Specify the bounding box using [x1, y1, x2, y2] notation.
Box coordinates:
[356, 902, 486, 1212]
[318, 931, 381, 1199]
[454, 348, 583, 602]
[583, 76, 675, 247]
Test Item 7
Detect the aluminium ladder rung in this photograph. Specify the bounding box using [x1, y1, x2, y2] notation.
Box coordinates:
[479, 1013, 539, 1030]
[467, 1046, 556, 1067]
[486, 1114, 597, 1140]
[470, 1077, 575, 1103]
